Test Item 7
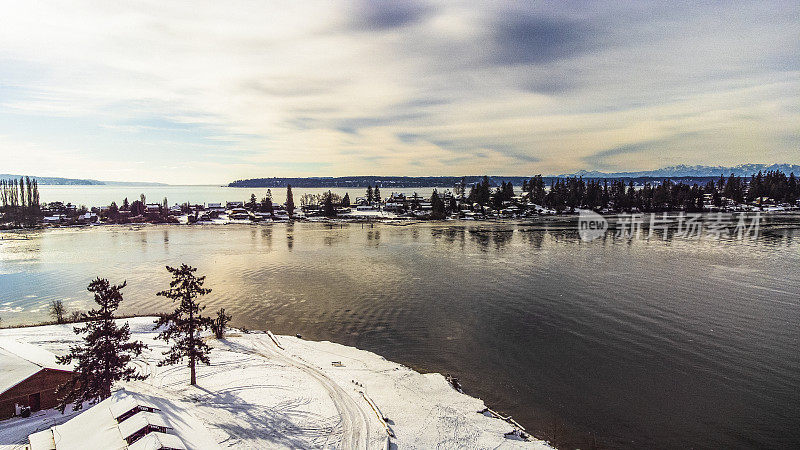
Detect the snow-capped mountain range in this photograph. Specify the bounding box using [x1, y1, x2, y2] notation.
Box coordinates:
[559, 164, 800, 178]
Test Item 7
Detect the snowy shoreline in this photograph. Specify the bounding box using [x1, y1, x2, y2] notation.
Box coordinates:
[0, 317, 552, 449]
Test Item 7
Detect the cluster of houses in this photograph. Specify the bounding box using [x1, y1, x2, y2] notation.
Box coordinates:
[29, 188, 800, 228]
[701, 193, 798, 212]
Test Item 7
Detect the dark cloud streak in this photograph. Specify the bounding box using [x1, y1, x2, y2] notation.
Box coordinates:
[491, 15, 598, 65]
[350, 0, 433, 31]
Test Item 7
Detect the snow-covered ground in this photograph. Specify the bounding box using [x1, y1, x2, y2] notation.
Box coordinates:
[0, 318, 551, 449]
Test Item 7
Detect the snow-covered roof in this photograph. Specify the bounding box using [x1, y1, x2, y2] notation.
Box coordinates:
[29, 389, 208, 450]
[48, 395, 126, 450]
[27, 429, 56, 450]
[0, 338, 73, 393]
[118, 411, 171, 439]
[108, 393, 159, 420]
[128, 432, 187, 450]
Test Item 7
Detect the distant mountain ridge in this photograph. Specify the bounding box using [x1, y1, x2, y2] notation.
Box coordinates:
[559, 164, 800, 178]
[0, 174, 165, 186]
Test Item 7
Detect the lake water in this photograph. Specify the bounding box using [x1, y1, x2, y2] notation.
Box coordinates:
[36, 185, 440, 207]
[1, 222, 799, 448]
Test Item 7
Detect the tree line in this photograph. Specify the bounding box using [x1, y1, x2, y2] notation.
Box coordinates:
[0, 177, 41, 227]
[461, 171, 800, 213]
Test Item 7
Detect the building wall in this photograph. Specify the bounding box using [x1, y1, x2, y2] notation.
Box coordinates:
[0, 369, 73, 420]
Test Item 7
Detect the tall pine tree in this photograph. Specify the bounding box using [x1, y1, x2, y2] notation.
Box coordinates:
[153, 264, 213, 385]
[286, 185, 295, 218]
[56, 278, 147, 412]
[373, 186, 381, 203]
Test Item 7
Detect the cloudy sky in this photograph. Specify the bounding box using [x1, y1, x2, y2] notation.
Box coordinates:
[0, 1, 797, 184]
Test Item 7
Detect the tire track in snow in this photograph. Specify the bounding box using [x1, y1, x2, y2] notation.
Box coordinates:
[251, 337, 375, 449]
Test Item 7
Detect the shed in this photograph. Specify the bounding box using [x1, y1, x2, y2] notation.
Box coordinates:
[0, 338, 74, 420]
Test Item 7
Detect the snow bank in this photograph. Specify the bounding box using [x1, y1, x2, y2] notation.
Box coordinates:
[0, 318, 552, 449]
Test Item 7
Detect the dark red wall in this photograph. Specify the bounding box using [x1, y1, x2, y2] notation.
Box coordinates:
[0, 369, 73, 420]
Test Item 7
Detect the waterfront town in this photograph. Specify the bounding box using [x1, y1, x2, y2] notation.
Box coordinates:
[1, 172, 800, 228]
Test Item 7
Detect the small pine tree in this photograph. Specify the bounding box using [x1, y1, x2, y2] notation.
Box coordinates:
[211, 308, 232, 339]
[366, 185, 373, 203]
[373, 186, 381, 203]
[286, 185, 295, 218]
[153, 264, 214, 385]
[322, 191, 337, 217]
[431, 190, 446, 219]
[55, 278, 147, 412]
[342, 193, 351, 207]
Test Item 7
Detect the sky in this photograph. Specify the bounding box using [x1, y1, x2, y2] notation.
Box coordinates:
[0, 1, 798, 184]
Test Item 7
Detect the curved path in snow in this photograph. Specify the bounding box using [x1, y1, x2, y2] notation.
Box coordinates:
[252, 337, 376, 449]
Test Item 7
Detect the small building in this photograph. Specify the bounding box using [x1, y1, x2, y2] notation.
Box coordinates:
[77, 212, 98, 224]
[0, 338, 74, 420]
[228, 208, 250, 220]
[42, 215, 65, 224]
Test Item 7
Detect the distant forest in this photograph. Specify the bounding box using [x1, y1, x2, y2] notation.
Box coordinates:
[228, 175, 722, 189]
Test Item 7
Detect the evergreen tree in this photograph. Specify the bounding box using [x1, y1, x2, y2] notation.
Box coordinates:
[260, 195, 274, 216]
[286, 185, 295, 218]
[55, 278, 147, 412]
[153, 264, 214, 385]
[479, 176, 492, 205]
[130, 200, 145, 216]
[491, 186, 504, 210]
[322, 190, 336, 217]
[342, 192, 351, 207]
[366, 185, 373, 203]
[108, 201, 119, 219]
[430, 189, 446, 219]
[373, 186, 381, 203]
[455, 177, 467, 201]
[448, 196, 458, 213]
[122, 197, 130, 210]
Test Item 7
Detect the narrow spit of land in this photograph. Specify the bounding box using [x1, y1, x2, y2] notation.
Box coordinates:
[0, 317, 551, 449]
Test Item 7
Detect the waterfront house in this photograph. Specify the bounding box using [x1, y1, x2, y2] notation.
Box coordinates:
[0, 339, 74, 420]
[28, 389, 203, 449]
[226, 201, 244, 210]
[273, 208, 290, 220]
[383, 202, 403, 212]
[77, 212, 98, 224]
[228, 208, 250, 220]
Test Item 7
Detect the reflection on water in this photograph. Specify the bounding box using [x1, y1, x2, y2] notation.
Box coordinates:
[1, 222, 800, 448]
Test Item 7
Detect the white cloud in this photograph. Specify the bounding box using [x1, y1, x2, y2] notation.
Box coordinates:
[0, 0, 797, 182]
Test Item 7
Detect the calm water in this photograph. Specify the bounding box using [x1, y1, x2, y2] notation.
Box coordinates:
[1, 222, 799, 448]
